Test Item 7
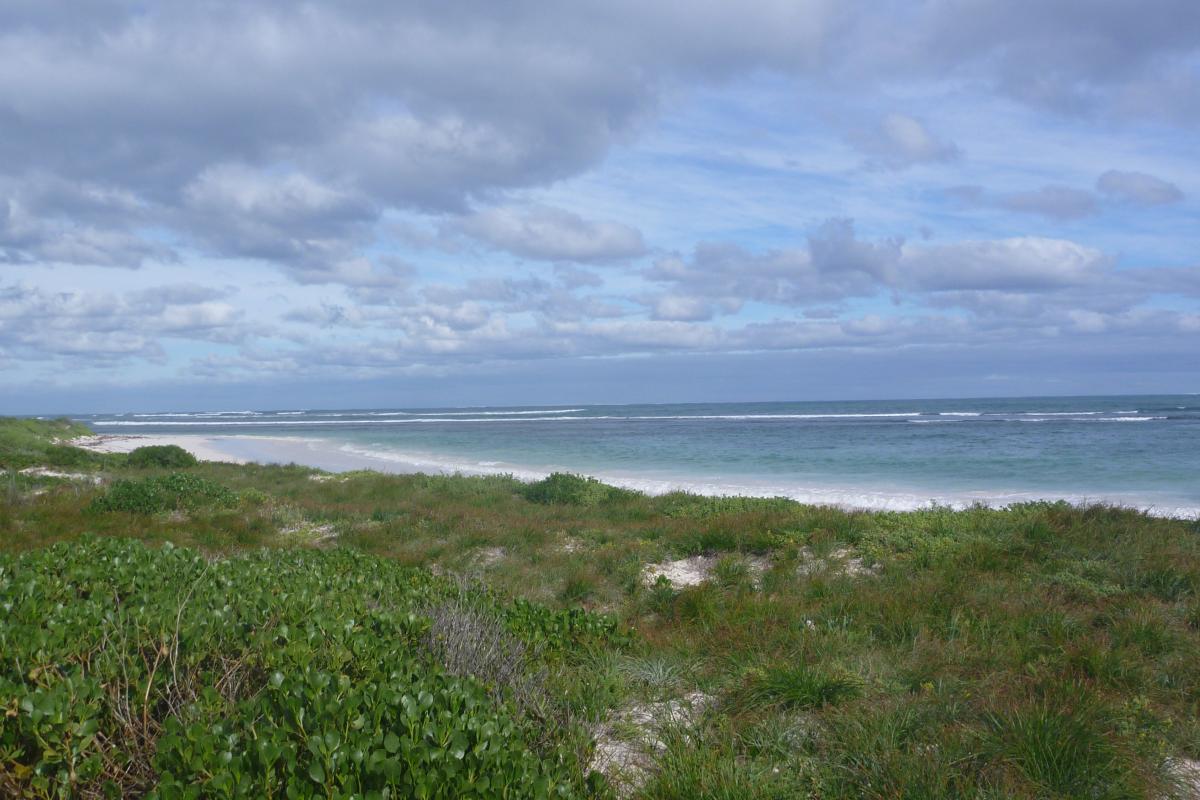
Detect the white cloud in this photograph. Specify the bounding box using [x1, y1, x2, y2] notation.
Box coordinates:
[652, 295, 714, 321]
[899, 237, 1109, 291]
[452, 205, 645, 262]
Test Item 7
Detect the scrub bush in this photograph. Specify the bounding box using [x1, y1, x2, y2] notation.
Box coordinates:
[0, 538, 609, 798]
[126, 445, 198, 469]
[523, 473, 632, 507]
[88, 473, 237, 514]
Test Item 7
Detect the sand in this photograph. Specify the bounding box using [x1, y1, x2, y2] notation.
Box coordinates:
[75, 434, 250, 464]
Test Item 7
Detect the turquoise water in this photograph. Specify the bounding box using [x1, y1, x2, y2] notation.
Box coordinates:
[78, 395, 1200, 516]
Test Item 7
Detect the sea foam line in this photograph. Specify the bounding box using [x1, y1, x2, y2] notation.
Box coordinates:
[90, 411, 930, 426]
[324, 441, 1200, 520]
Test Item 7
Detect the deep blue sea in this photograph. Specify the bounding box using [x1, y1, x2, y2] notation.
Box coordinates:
[77, 395, 1200, 517]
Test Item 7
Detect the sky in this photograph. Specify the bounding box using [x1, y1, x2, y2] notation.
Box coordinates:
[1, 1, 1198, 413]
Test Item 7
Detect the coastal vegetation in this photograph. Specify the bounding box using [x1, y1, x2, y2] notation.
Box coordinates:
[2, 417, 1199, 798]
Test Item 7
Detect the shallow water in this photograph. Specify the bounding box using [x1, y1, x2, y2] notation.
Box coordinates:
[77, 395, 1200, 516]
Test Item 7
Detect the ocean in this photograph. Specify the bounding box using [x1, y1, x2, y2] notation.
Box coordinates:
[77, 395, 1200, 517]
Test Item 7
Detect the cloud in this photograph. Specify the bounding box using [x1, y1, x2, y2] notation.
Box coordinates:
[865, 0, 1200, 122]
[0, 2, 1196, 399]
[997, 185, 1098, 220]
[652, 295, 715, 322]
[0, 281, 254, 367]
[851, 113, 961, 169]
[947, 184, 1099, 221]
[650, 221, 1111, 306]
[289, 257, 415, 290]
[646, 219, 900, 306]
[0, 198, 171, 267]
[1096, 170, 1185, 205]
[899, 237, 1109, 291]
[451, 205, 646, 262]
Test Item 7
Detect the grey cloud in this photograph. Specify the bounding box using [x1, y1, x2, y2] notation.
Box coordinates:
[646, 219, 899, 306]
[179, 164, 381, 276]
[553, 265, 605, 290]
[648, 222, 1114, 312]
[851, 114, 961, 170]
[997, 185, 1097, 220]
[288, 257, 414, 290]
[1096, 170, 1185, 205]
[877, 0, 1200, 121]
[947, 184, 1099, 220]
[808, 218, 903, 280]
[0, 198, 171, 267]
[898, 237, 1109, 291]
[0, 1, 1192, 285]
[132, 284, 235, 307]
[451, 205, 646, 263]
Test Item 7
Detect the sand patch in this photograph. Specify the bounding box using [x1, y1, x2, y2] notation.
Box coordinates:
[1169, 758, 1200, 798]
[279, 522, 338, 546]
[643, 556, 718, 588]
[18, 467, 103, 484]
[559, 536, 586, 554]
[472, 546, 507, 568]
[797, 546, 878, 578]
[643, 554, 775, 589]
[590, 691, 711, 796]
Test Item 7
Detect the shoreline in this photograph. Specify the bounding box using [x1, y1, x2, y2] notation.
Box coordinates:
[76, 432, 1200, 520]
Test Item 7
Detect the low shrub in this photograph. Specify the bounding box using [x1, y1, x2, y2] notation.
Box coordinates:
[0, 538, 601, 798]
[87, 473, 238, 514]
[522, 473, 632, 507]
[658, 493, 799, 519]
[126, 444, 198, 469]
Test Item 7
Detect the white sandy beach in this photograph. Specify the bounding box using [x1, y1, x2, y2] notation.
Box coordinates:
[76, 434, 251, 464]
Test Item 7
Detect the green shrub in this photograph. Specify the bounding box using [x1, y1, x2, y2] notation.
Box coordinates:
[0, 538, 597, 798]
[522, 473, 631, 507]
[88, 473, 238, 514]
[126, 444, 198, 469]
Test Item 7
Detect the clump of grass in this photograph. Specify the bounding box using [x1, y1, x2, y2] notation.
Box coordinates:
[640, 720, 809, 800]
[125, 444, 198, 469]
[613, 655, 690, 695]
[730, 664, 861, 712]
[559, 566, 600, 605]
[984, 696, 1138, 797]
[711, 555, 752, 590]
[816, 704, 968, 799]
